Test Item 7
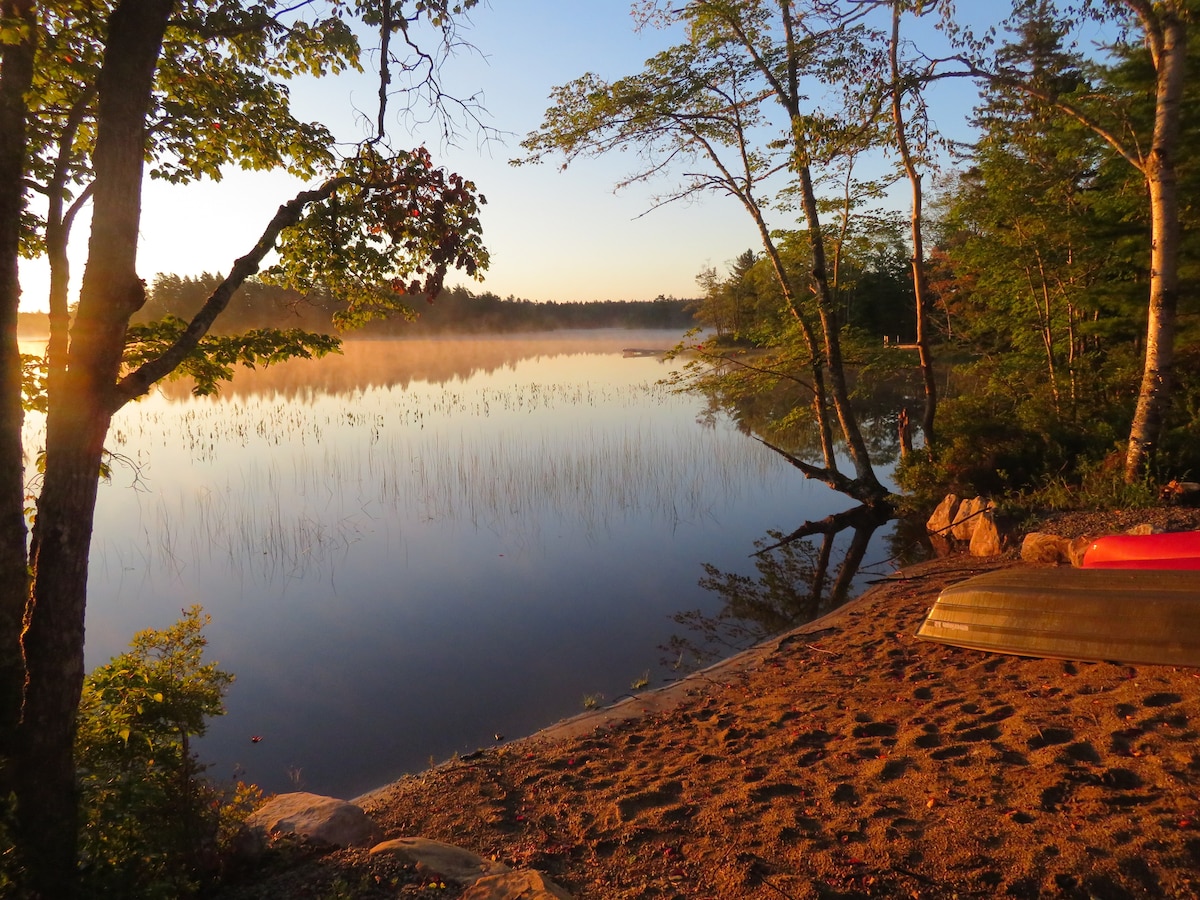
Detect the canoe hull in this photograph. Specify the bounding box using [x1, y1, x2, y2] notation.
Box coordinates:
[916, 568, 1200, 667]
[1081, 531, 1200, 569]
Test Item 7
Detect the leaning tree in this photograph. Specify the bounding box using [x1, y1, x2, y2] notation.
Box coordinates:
[0, 1, 488, 895]
[519, 0, 898, 509]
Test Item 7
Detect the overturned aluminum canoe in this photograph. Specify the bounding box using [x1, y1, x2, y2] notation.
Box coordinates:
[916, 567, 1200, 667]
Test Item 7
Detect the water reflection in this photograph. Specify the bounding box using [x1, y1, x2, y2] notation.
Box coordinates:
[155, 329, 681, 399]
[22, 330, 909, 799]
[670, 510, 929, 670]
[666, 516, 878, 670]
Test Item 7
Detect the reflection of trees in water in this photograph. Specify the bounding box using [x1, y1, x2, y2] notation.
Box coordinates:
[663, 347, 944, 672]
[154, 330, 685, 400]
[663, 508, 930, 672]
[684, 346, 936, 474]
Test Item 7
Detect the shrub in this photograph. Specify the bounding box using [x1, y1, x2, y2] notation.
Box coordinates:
[75, 606, 242, 899]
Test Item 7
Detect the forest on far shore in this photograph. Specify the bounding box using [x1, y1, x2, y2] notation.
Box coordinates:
[17, 280, 695, 337]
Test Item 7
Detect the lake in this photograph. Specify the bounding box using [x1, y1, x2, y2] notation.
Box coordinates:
[22, 329, 906, 799]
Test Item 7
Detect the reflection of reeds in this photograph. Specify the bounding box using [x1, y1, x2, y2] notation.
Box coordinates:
[21, 352, 791, 584]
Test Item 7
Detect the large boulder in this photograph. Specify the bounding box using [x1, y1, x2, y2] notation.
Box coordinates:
[926, 494, 960, 536]
[238, 792, 381, 858]
[951, 496, 988, 541]
[968, 502, 1003, 557]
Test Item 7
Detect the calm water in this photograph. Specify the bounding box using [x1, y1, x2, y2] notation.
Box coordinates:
[23, 330, 902, 799]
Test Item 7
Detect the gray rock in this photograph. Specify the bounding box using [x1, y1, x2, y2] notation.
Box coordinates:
[969, 502, 1002, 557]
[370, 837, 509, 885]
[926, 493, 960, 536]
[239, 792, 381, 857]
[460, 869, 575, 899]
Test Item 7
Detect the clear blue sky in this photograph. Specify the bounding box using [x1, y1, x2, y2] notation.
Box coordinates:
[18, 1, 1071, 313]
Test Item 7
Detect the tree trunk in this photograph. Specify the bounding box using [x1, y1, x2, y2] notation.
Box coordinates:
[795, 161, 885, 501]
[0, 0, 37, 803]
[756, 226, 839, 473]
[716, 0, 884, 505]
[734, 178, 840, 477]
[1027, 257, 1061, 413]
[1123, 0, 1186, 481]
[890, 4, 937, 450]
[45, 95, 98, 403]
[907, 176, 938, 447]
[16, 2, 174, 894]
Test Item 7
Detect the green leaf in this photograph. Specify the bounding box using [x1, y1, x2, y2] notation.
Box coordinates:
[123, 316, 343, 396]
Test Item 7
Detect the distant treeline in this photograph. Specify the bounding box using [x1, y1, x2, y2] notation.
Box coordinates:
[135, 274, 696, 334]
[16, 312, 48, 336]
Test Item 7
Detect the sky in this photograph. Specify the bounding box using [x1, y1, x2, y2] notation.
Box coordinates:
[17, 2, 1041, 313]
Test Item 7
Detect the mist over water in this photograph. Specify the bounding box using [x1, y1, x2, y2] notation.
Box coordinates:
[23, 330, 901, 798]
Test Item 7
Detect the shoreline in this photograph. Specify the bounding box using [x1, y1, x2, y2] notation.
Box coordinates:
[356, 556, 951, 806]
[226, 545, 1200, 899]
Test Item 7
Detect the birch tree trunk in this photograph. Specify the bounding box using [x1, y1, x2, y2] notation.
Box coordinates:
[1120, 0, 1185, 481]
[1123, 4, 1185, 479]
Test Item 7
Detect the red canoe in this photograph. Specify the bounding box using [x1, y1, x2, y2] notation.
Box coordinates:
[1081, 531, 1200, 570]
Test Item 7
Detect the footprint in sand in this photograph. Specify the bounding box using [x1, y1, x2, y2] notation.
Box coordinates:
[1143, 692, 1183, 708]
[1064, 741, 1102, 764]
[1027, 726, 1074, 750]
[930, 744, 970, 761]
[851, 720, 899, 739]
[955, 723, 1003, 743]
[878, 757, 914, 781]
[615, 780, 683, 822]
[831, 782, 859, 805]
[747, 782, 805, 803]
[913, 730, 942, 749]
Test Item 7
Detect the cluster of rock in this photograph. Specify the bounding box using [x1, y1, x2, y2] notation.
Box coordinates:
[927, 494, 1179, 566]
[925, 494, 1004, 557]
[237, 792, 573, 899]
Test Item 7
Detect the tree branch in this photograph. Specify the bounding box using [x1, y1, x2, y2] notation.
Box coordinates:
[753, 503, 889, 556]
[956, 57, 1146, 174]
[112, 177, 346, 408]
[755, 436, 858, 496]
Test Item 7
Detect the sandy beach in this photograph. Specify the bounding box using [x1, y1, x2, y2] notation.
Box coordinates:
[219, 529, 1200, 899]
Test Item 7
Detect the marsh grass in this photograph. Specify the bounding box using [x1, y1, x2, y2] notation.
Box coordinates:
[21, 357, 787, 586]
[13, 336, 877, 799]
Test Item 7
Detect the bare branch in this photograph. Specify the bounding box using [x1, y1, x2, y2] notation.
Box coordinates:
[965, 59, 1146, 172]
[755, 436, 862, 497]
